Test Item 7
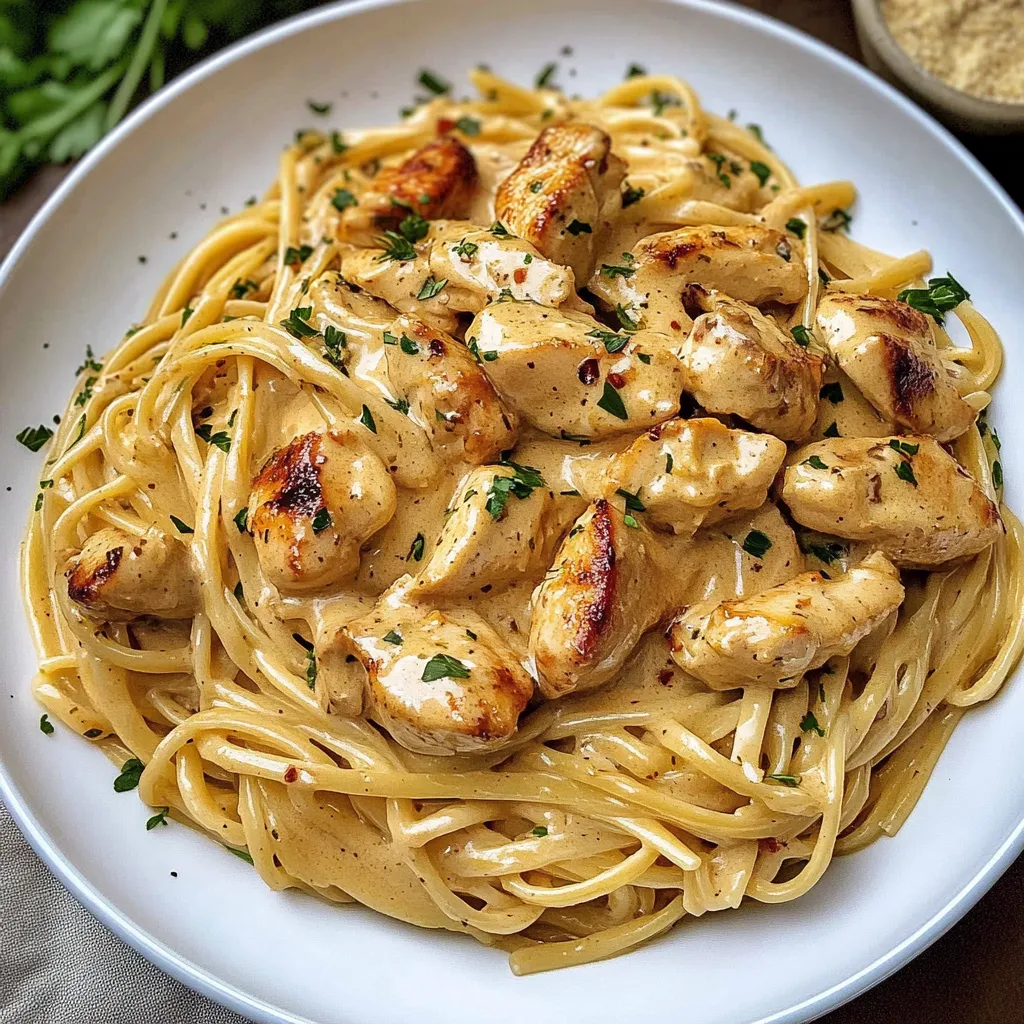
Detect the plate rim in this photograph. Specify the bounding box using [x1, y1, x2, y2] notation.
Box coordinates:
[2, 1, 1023, 1022]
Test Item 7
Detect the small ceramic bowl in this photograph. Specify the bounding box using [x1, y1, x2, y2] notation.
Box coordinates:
[852, 0, 1024, 134]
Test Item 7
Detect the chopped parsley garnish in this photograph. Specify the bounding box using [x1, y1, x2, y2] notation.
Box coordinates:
[490, 220, 511, 237]
[894, 460, 918, 486]
[802, 455, 828, 470]
[888, 439, 920, 456]
[227, 847, 254, 864]
[747, 123, 767, 145]
[820, 381, 844, 404]
[455, 116, 481, 136]
[283, 244, 313, 266]
[587, 327, 629, 353]
[600, 262, 635, 279]
[233, 507, 249, 533]
[482, 350, 498, 361]
[421, 653, 470, 682]
[615, 487, 645, 513]
[40, 714, 54, 735]
[233, 581, 244, 601]
[280, 305, 320, 339]
[386, 396, 410, 415]
[307, 99, 331, 115]
[805, 541, 847, 565]
[169, 514, 193, 534]
[994, 461, 1004, 488]
[323, 325, 347, 366]
[623, 513, 640, 529]
[383, 630, 403, 645]
[417, 276, 448, 300]
[359, 405, 377, 433]
[76, 345, 103, 374]
[523, 253, 533, 264]
[485, 462, 546, 519]
[819, 267, 831, 286]
[114, 757, 144, 793]
[665, 453, 674, 474]
[398, 210, 430, 243]
[304, 647, 317, 689]
[767, 773, 800, 787]
[597, 380, 628, 420]
[17, 425, 53, 452]
[897, 274, 970, 325]
[749, 160, 771, 186]
[394, 335, 417, 356]
[195, 424, 231, 452]
[785, 217, 807, 239]
[636, 352, 652, 364]
[331, 131, 348, 154]
[453, 239, 478, 258]
[566, 219, 592, 236]
[407, 533, 425, 561]
[418, 69, 451, 95]
[383, 331, 399, 346]
[650, 90, 679, 116]
[146, 808, 170, 830]
[311, 507, 333, 533]
[375, 231, 418, 261]
[823, 421, 840, 438]
[800, 712, 825, 737]
[535, 62, 557, 89]
[626, 63, 647, 78]
[230, 278, 258, 299]
[821, 208, 852, 232]
[615, 304, 640, 331]
[622, 184, 645, 207]
[331, 188, 357, 211]
[790, 324, 812, 348]
[742, 529, 772, 558]
[180, 307, 194, 327]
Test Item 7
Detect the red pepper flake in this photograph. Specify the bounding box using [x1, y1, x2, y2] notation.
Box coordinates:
[436, 118, 456, 134]
[759, 836, 783, 854]
[283, 765, 298, 783]
[513, 267, 527, 285]
[670, 320, 682, 331]
[607, 371, 626, 388]
[577, 358, 600, 385]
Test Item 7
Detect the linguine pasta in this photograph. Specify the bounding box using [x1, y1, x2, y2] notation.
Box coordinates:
[20, 70, 1023, 975]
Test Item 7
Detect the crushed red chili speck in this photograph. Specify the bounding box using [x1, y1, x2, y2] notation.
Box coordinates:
[436, 118, 456, 134]
[670, 320, 682, 331]
[577, 358, 600, 385]
[607, 371, 626, 388]
[284, 765, 298, 783]
[760, 836, 783, 854]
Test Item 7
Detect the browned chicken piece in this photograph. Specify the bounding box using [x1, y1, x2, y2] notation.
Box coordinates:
[808, 367, 895, 442]
[669, 552, 905, 690]
[339, 137, 478, 246]
[780, 435, 1002, 569]
[587, 224, 807, 338]
[66, 526, 197, 620]
[679, 297, 825, 440]
[815, 293, 977, 443]
[329, 581, 534, 754]
[386, 315, 519, 464]
[469, 300, 687, 439]
[570, 417, 787, 536]
[414, 464, 581, 596]
[248, 430, 397, 593]
[530, 498, 668, 698]
[494, 123, 626, 282]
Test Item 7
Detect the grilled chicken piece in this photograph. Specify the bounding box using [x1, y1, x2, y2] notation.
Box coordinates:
[66, 526, 197, 620]
[339, 137, 478, 246]
[570, 417, 787, 536]
[330, 581, 534, 754]
[530, 498, 668, 698]
[248, 430, 397, 592]
[815, 293, 976, 442]
[469, 300, 687, 439]
[669, 551, 904, 689]
[427, 221, 580, 311]
[682, 155, 762, 212]
[679, 297, 825, 440]
[340, 245, 460, 334]
[587, 224, 807, 338]
[809, 368, 895, 442]
[780, 435, 1002, 568]
[385, 315, 518, 464]
[494, 123, 626, 283]
[414, 464, 581, 596]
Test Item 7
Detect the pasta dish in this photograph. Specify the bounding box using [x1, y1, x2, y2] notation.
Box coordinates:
[20, 68, 1023, 975]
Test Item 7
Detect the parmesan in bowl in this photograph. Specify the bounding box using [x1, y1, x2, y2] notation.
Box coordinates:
[852, 0, 1024, 133]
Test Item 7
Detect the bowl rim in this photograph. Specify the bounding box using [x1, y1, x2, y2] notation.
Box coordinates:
[851, 0, 1024, 123]
[3, 2, 1024, 1023]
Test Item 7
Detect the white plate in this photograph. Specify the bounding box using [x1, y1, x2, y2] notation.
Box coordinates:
[2, 1, 1022, 1021]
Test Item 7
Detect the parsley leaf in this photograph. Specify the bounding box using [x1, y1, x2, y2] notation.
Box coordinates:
[802, 455, 829, 470]
[233, 507, 249, 534]
[615, 487, 645, 513]
[169, 514, 193, 534]
[897, 274, 970, 325]
[146, 807, 170, 830]
[417, 276, 448, 300]
[888, 439, 920, 456]
[375, 230, 418, 261]
[597, 380, 628, 420]
[742, 529, 772, 558]
[407, 533, 425, 561]
[894, 460, 918, 486]
[311, 507, 332, 533]
[331, 188, 357, 211]
[622, 184, 645, 207]
[421, 653, 470, 682]
[785, 217, 807, 239]
[383, 630, 403, 645]
[767, 773, 800, 787]
[800, 712, 825, 737]
[535, 62, 558, 89]
[485, 462, 546, 519]
[455, 116, 481, 136]
[283, 244, 313, 267]
[418, 69, 451, 95]
[359, 405, 377, 433]
[195, 424, 231, 452]
[40, 714, 54, 735]
[114, 757, 144, 793]
[790, 324, 812, 348]
[16, 425, 53, 452]
[600, 262, 635, 279]
[821, 208, 852, 232]
[749, 160, 771, 186]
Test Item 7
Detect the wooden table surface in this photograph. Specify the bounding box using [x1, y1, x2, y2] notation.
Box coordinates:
[2, 2, 1022, 1021]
